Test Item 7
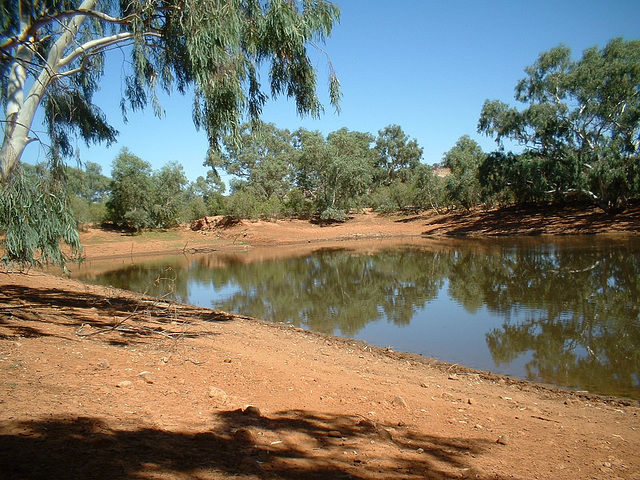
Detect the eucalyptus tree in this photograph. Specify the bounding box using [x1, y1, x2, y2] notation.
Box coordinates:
[368, 124, 424, 213]
[293, 127, 374, 221]
[442, 135, 485, 211]
[479, 38, 640, 213]
[373, 124, 423, 186]
[478, 150, 551, 206]
[210, 122, 295, 200]
[412, 163, 447, 213]
[1, 0, 341, 265]
[187, 170, 225, 216]
[64, 160, 111, 226]
[64, 161, 110, 202]
[150, 161, 188, 228]
[106, 147, 153, 230]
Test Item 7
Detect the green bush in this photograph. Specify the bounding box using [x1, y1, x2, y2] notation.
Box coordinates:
[260, 195, 284, 220]
[185, 197, 208, 222]
[283, 188, 313, 218]
[123, 208, 150, 232]
[320, 206, 348, 222]
[224, 190, 261, 219]
[369, 185, 398, 213]
[70, 196, 108, 227]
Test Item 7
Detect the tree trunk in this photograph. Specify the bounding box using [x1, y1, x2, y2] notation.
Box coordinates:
[0, 16, 34, 180]
[0, 0, 96, 181]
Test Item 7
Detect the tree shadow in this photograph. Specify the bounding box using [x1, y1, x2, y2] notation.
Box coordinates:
[394, 214, 425, 223]
[0, 283, 233, 343]
[421, 202, 640, 236]
[0, 408, 505, 480]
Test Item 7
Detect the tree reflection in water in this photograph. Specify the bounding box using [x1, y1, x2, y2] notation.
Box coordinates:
[78, 237, 640, 399]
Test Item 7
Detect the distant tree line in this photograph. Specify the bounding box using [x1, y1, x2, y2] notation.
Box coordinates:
[12, 38, 640, 237]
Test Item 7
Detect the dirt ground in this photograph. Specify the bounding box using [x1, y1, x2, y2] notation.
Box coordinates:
[1, 205, 640, 480]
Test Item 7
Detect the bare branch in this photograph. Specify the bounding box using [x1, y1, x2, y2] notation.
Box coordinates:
[58, 32, 135, 68]
[1, 7, 136, 53]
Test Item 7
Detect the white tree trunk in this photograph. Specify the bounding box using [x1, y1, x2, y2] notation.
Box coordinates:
[0, 0, 97, 181]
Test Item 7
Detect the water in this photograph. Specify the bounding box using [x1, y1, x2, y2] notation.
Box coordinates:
[72, 236, 640, 399]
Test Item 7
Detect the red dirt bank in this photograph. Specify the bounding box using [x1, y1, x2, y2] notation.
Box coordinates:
[1, 206, 639, 480]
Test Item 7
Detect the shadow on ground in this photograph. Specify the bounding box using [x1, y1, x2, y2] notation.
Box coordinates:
[0, 407, 504, 480]
[0, 283, 233, 343]
[420, 201, 640, 237]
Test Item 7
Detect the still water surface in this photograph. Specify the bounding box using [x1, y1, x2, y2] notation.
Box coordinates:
[74, 236, 640, 399]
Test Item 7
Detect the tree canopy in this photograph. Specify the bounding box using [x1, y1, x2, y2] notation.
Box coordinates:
[479, 38, 640, 212]
[0, 0, 341, 266]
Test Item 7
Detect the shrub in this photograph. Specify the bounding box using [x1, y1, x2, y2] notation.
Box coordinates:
[224, 190, 261, 219]
[320, 206, 348, 222]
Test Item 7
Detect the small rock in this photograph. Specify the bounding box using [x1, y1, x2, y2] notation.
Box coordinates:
[356, 418, 375, 430]
[233, 428, 255, 443]
[243, 405, 261, 416]
[328, 430, 343, 438]
[467, 398, 474, 405]
[208, 386, 228, 404]
[138, 371, 154, 384]
[496, 435, 510, 445]
[448, 373, 459, 380]
[116, 380, 132, 388]
[377, 427, 393, 441]
[393, 396, 408, 408]
[97, 358, 110, 370]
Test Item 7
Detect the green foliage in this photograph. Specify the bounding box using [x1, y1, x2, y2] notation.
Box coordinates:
[44, 90, 119, 161]
[123, 208, 151, 232]
[479, 151, 554, 205]
[223, 183, 285, 221]
[369, 181, 419, 213]
[106, 148, 154, 230]
[63, 161, 111, 226]
[373, 125, 423, 186]
[68, 162, 111, 202]
[150, 162, 188, 228]
[0, 166, 82, 269]
[367, 125, 424, 213]
[185, 197, 209, 222]
[1, 0, 341, 265]
[69, 196, 108, 227]
[224, 189, 262, 220]
[319, 206, 348, 223]
[1, 0, 341, 166]
[442, 136, 485, 211]
[479, 38, 640, 212]
[293, 127, 374, 219]
[187, 170, 226, 217]
[210, 122, 294, 200]
[106, 150, 192, 230]
[260, 195, 285, 220]
[212, 122, 447, 220]
[412, 164, 447, 213]
[282, 187, 314, 219]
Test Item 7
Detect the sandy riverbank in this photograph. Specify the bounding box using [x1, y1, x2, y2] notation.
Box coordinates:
[1, 206, 639, 479]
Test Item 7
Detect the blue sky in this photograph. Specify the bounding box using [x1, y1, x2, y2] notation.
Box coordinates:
[23, 0, 640, 183]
